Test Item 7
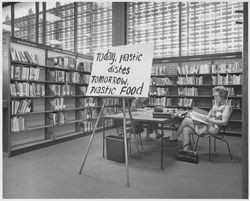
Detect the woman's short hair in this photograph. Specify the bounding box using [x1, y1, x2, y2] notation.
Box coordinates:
[213, 86, 228, 99]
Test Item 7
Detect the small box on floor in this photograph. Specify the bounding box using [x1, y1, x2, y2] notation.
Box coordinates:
[106, 135, 130, 163]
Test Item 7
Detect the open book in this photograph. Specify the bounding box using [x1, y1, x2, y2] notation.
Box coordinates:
[190, 111, 209, 125]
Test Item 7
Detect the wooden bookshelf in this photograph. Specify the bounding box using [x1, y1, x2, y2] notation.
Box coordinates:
[3, 34, 119, 156]
[150, 52, 242, 136]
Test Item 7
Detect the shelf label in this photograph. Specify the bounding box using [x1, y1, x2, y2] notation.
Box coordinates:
[86, 43, 154, 97]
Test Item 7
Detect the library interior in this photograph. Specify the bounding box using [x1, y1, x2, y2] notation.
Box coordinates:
[2, 2, 248, 199]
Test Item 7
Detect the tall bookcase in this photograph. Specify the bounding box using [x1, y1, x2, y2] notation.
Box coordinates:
[2, 33, 118, 156]
[149, 52, 242, 136]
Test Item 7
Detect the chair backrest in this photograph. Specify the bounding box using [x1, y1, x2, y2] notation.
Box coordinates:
[219, 108, 233, 134]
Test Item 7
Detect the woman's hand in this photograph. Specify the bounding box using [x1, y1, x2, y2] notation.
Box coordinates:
[203, 116, 211, 123]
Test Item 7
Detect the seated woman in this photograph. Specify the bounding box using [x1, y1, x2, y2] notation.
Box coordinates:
[166, 86, 232, 152]
[131, 97, 161, 141]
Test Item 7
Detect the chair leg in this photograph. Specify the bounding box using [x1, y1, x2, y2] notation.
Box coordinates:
[129, 133, 132, 156]
[209, 136, 211, 162]
[134, 134, 139, 151]
[138, 133, 144, 150]
[218, 137, 233, 161]
[194, 136, 200, 151]
[214, 138, 216, 152]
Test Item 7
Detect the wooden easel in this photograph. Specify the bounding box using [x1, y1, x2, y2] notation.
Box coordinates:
[78, 97, 133, 187]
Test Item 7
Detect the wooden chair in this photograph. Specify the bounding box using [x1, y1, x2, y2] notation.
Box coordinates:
[113, 119, 144, 155]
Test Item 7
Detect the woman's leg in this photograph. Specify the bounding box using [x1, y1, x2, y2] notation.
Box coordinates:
[169, 117, 195, 140]
[182, 127, 194, 151]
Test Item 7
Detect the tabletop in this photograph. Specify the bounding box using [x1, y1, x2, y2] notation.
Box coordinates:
[104, 109, 171, 123]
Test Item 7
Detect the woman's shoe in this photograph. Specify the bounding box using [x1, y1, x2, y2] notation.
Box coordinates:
[164, 136, 178, 142]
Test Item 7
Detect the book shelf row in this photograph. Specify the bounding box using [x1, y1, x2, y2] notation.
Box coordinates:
[152, 62, 242, 76]
[4, 35, 119, 156]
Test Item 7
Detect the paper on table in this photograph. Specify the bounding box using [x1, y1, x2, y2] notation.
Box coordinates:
[190, 111, 208, 125]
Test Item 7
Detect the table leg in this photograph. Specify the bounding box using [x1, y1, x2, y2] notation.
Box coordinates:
[161, 123, 164, 169]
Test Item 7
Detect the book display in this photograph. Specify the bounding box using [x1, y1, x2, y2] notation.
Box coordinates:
[149, 52, 242, 136]
[2, 34, 115, 156]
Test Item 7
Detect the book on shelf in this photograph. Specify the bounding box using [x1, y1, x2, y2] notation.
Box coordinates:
[211, 62, 242, 74]
[78, 86, 87, 95]
[50, 98, 66, 111]
[76, 60, 93, 72]
[11, 99, 32, 115]
[178, 98, 193, 107]
[102, 98, 119, 106]
[177, 64, 210, 75]
[152, 65, 178, 76]
[10, 83, 45, 97]
[10, 47, 38, 64]
[151, 77, 173, 86]
[178, 87, 198, 96]
[11, 65, 40, 81]
[48, 84, 73, 96]
[11, 116, 25, 132]
[47, 57, 77, 69]
[78, 97, 98, 108]
[81, 121, 94, 132]
[47, 112, 67, 125]
[177, 76, 203, 85]
[212, 74, 242, 85]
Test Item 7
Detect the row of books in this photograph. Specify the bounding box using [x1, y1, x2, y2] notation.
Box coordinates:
[149, 97, 171, 107]
[228, 99, 241, 109]
[11, 116, 25, 132]
[103, 107, 119, 115]
[47, 57, 93, 72]
[48, 71, 90, 83]
[226, 87, 236, 96]
[178, 98, 193, 107]
[103, 119, 114, 128]
[151, 77, 173, 86]
[47, 112, 67, 125]
[47, 57, 77, 70]
[10, 83, 45, 97]
[151, 66, 177, 76]
[11, 99, 32, 115]
[48, 84, 73, 96]
[78, 109, 99, 120]
[178, 87, 198, 96]
[212, 75, 242, 85]
[49, 98, 66, 111]
[177, 77, 203, 85]
[102, 98, 120, 106]
[212, 99, 241, 109]
[10, 47, 39, 64]
[211, 63, 242, 73]
[177, 64, 210, 75]
[78, 97, 98, 108]
[80, 120, 94, 132]
[149, 87, 169, 96]
[11, 65, 41, 81]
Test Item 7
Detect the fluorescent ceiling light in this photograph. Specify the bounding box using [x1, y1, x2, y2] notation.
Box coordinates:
[134, 24, 154, 31]
[2, 24, 20, 32]
[39, 13, 62, 23]
[47, 39, 63, 45]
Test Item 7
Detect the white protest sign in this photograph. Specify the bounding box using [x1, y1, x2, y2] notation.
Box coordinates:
[86, 43, 154, 97]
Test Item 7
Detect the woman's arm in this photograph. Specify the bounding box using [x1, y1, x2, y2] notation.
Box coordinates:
[208, 106, 232, 126]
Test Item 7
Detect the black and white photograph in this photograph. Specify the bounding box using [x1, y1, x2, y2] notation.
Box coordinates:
[2, 1, 248, 199]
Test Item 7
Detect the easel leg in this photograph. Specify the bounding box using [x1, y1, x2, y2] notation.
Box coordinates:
[79, 99, 106, 175]
[122, 99, 130, 187]
[161, 123, 164, 169]
[102, 118, 105, 158]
